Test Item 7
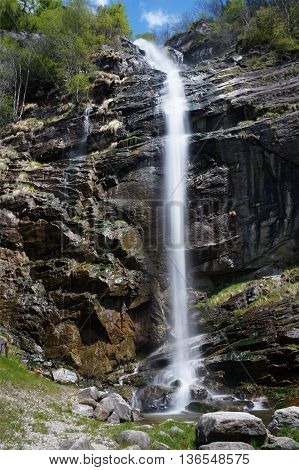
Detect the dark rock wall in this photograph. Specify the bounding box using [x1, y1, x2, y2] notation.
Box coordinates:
[0, 37, 298, 381]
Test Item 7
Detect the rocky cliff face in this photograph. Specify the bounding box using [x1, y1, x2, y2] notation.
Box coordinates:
[0, 37, 298, 386]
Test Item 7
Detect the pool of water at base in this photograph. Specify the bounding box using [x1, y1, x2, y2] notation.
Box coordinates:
[142, 409, 274, 427]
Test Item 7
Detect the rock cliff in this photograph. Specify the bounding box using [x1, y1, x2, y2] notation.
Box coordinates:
[0, 37, 298, 389]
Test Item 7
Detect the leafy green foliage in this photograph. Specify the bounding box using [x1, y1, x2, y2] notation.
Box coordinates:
[96, 2, 131, 41]
[0, 0, 131, 124]
[66, 72, 90, 103]
[172, 1, 298, 53]
[243, 4, 299, 51]
[276, 426, 299, 443]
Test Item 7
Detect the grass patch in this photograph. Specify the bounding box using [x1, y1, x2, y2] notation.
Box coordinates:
[203, 281, 250, 307]
[0, 356, 59, 394]
[0, 401, 26, 449]
[105, 421, 196, 450]
[276, 426, 299, 443]
[199, 266, 299, 313]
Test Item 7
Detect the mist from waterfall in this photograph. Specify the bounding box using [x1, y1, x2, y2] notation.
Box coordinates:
[134, 39, 193, 411]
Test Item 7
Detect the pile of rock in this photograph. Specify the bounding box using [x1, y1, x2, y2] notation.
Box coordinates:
[195, 407, 299, 450]
[73, 386, 141, 423]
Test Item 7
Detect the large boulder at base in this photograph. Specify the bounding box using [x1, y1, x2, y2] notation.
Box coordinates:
[196, 412, 267, 447]
[135, 385, 176, 412]
[116, 430, 151, 450]
[100, 393, 133, 421]
[72, 403, 94, 417]
[60, 437, 94, 450]
[199, 442, 254, 450]
[93, 404, 110, 421]
[262, 435, 299, 450]
[52, 368, 78, 384]
[78, 387, 100, 402]
[268, 407, 299, 434]
[100, 393, 126, 412]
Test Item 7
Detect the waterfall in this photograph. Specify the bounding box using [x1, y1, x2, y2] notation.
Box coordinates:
[135, 39, 193, 411]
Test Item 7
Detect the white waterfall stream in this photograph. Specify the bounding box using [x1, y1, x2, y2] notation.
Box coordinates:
[134, 39, 194, 412]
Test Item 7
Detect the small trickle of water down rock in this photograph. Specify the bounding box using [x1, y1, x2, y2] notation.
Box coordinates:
[135, 39, 194, 412]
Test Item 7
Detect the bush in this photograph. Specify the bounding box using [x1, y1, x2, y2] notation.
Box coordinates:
[66, 72, 89, 103]
[242, 5, 299, 51]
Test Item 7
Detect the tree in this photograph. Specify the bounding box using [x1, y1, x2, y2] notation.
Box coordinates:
[0, 0, 23, 30]
[96, 2, 131, 42]
[0, 37, 32, 122]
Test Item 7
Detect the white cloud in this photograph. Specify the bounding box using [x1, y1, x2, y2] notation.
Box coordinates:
[93, 0, 109, 6]
[142, 9, 179, 29]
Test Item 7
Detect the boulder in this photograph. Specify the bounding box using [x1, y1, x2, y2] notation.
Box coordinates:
[95, 444, 108, 450]
[100, 396, 117, 413]
[116, 430, 151, 450]
[99, 393, 133, 422]
[79, 398, 98, 409]
[107, 412, 121, 424]
[78, 387, 100, 402]
[72, 403, 94, 418]
[52, 368, 78, 384]
[93, 404, 110, 421]
[136, 385, 176, 412]
[131, 409, 142, 422]
[60, 437, 94, 450]
[196, 412, 267, 447]
[262, 435, 299, 450]
[190, 383, 209, 400]
[100, 393, 126, 413]
[124, 445, 142, 450]
[268, 407, 299, 434]
[114, 401, 132, 422]
[199, 442, 254, 450]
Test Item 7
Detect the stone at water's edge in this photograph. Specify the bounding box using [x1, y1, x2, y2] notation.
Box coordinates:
[195, 412, 267, 447]
[262, 436, 299, 450]
[116, 430, 151, 450]
[199, 442, 254, 450]
[135, 384, 176, 412]
[268, 407, 299, 434]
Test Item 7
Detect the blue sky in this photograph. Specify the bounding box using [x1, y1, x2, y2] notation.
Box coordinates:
[90, 0, 197, 35]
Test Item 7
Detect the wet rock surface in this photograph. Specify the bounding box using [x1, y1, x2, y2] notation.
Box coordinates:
[135, 384, 177, 412]
[268, 407, 299, 434]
